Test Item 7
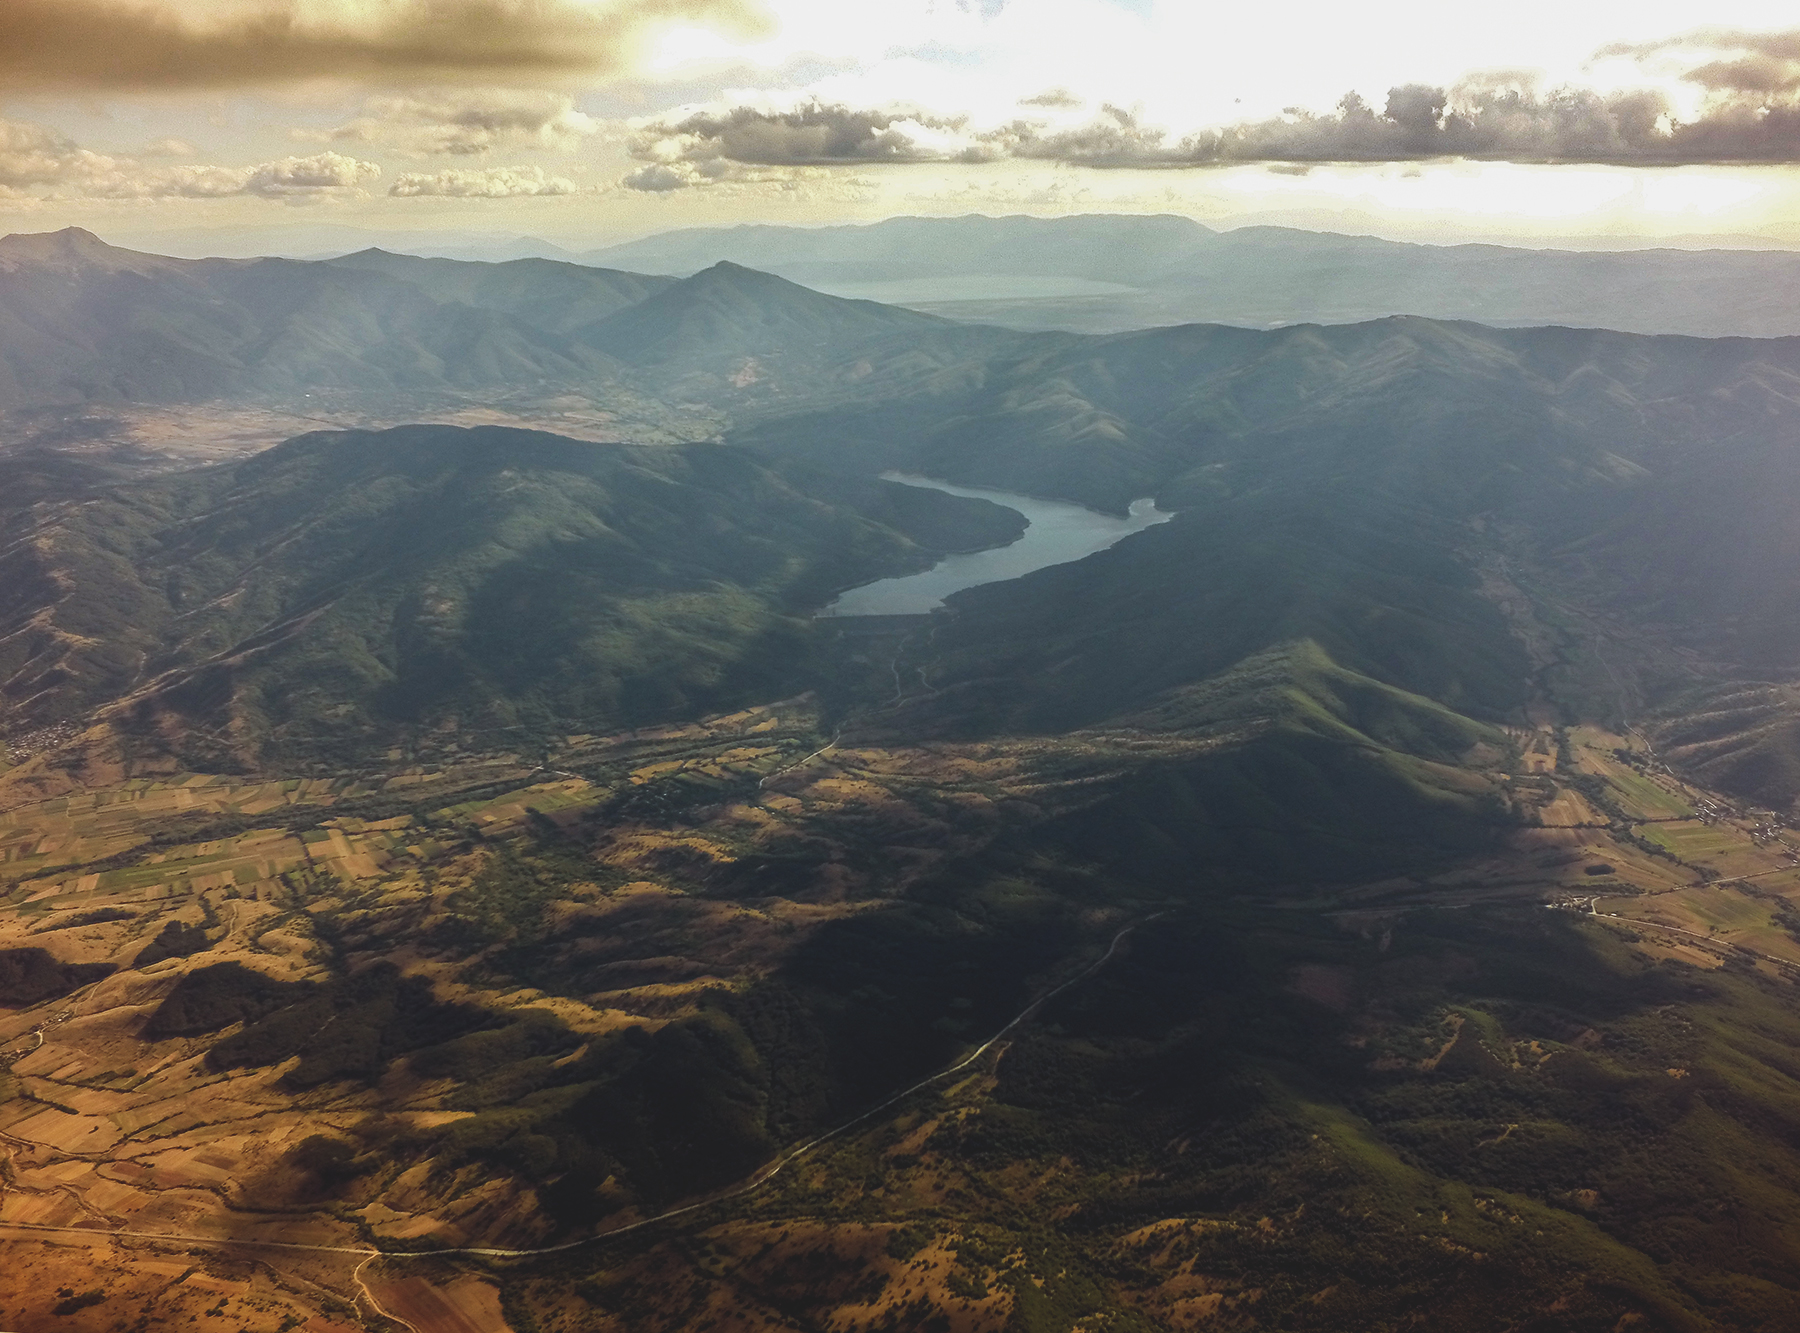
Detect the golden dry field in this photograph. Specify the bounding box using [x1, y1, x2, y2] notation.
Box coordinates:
[0, 698, 1239, 1330]
[2, 704, 1799, 1330]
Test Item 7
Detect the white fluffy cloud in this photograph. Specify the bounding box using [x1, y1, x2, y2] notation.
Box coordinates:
[0, 120, 379, 201]
[389, 163, 578, 196]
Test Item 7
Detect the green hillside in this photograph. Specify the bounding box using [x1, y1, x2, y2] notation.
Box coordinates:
[0, 425, 1018, 768]
[9, 235, 1800, 1330]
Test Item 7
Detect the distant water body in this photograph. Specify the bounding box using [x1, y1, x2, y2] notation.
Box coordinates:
[820, 473, 1172, 617]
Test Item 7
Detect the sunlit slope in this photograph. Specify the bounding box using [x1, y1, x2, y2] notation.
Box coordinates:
[0, 425, 1018, 766]
[6, 692, 1800, 1329]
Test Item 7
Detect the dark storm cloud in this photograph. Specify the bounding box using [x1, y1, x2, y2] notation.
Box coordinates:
[0, 0, 771, 90]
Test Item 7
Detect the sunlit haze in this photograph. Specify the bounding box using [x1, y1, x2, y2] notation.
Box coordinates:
[4, 0, 1800, 250]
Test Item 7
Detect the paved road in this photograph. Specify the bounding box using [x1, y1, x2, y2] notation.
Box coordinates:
[1590, 910, 1795, 970]
[0, 912, 1167, 1273]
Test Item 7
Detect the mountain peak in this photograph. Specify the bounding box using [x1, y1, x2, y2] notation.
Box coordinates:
[695, 259, 795, 283]
[582, 259, 939, 365]
[1, 225, 107, 252]
[0, 226, 167, 273]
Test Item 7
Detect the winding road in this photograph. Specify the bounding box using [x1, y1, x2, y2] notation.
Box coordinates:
[0, 911, 1168, 1315]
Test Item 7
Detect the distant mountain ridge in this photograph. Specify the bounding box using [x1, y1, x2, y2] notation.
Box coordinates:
[9, 251, 1800, 808]
[0, 228, 631, 410]
[0, 229, 1021, 416]
[14, 224, 1800, 811]
[323, 247, 675, 336]
[584, 213, 1217, 287]
[585, 212, 1800, 338]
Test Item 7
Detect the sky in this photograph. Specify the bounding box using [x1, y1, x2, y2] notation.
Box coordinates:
[5, 0, 1800, 251]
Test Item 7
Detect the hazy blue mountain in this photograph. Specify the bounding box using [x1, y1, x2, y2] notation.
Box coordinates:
[324, 248, 676, 336]
[579, 261, 946, 362]
[585, 213, 1216, 286]
[587, 212, 1800, 338]
[573, 259, 1030, 409]
[0, 228, 621, 410]
[104, 223, 586, 263]
[12, 228, 1800, 805]
[729, 313, 1800, 806]
[0, 229, 1032, 417]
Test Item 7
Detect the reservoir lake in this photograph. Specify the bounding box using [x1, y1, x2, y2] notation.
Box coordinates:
[820, 473, 1172, 617]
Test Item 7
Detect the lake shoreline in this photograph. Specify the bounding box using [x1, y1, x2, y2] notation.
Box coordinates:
[818, 473, 1172, 617]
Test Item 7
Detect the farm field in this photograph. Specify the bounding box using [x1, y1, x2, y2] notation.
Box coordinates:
[2, 703, 1800, 1329]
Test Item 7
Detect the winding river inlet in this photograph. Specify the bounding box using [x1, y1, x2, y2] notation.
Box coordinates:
[820, 473, 1172, 616]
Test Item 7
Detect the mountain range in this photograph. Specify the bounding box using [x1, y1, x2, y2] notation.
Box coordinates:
[587, 212, 1800, 338]
[0, 228, 1025, 420]
[9, 222, 1800, 1331]
[5, 226, 1800, 817]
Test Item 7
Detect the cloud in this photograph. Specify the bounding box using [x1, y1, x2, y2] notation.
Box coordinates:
[1598, 28, 1800, 96]
[389, 163, 577, 195]
[0, 120, 379, 201]
[80, 151, 380, 201]
[620, 161, 716, 190]
[620, 97, 1042, 187]
[0, 120, 88, 191]
[621, 75, 1800, 183]
[1179, 83, 1684, 165]
[0, 0, 771, 90]
[235, 152, 383, 198]
[1018, 88, 1081, 109]
[625, 99, 981, 171]
[303, 89, 600, 156]
[616, 96, 1179, 186]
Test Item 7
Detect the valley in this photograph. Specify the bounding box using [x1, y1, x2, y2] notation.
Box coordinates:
[2, 694, 1800, 1330]
[5, 223, 1800, 1329]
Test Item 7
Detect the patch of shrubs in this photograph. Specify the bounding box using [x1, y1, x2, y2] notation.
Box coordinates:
[132, 920, 213, 968]
[0, 948, 112, 1006]
[143, 961, 307, 1037]
[205, 961, 491, 1087]
[51, 1288, 106, 1316]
